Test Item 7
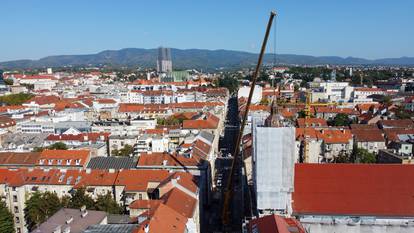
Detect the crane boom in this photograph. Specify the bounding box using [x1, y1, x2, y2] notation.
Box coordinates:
[221, 11, 276, 228]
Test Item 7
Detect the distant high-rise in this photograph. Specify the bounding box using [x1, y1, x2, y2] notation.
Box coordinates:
[157, 47, 172, 73]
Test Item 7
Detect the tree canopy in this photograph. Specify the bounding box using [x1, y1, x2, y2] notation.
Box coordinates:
[0, 93, 33, 105]
[0, 200, 14, 233]
[111, 144, 134, 157]
[353, 148, 376, 163]
[328, 113, 351, 126]
[33, 142, 68, 152]
[68, 188, 95, 209]
[24, 192, 63, 231]
[214, 75, 238, 94]
[94, 193, 123, 214]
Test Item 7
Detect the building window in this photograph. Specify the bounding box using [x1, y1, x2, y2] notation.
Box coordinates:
[14, 206, 18, 213]
[13, 195, 17, 202]
[16, 228, 21, 233]
[12, 187, 16, 191]
[139, 194, 143, 200]
[16, 217, 20, 224]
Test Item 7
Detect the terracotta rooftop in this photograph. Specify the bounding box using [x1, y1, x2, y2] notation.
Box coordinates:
[248, 214, 305, 233]
[38, 149, 90, 167]
[297, 118, 328, 128]
[0, 152, 40, 166]
[352, 129, 385, 142]
[134, 204, 187, 233]
[293, 164, 414, 217]
[161, 188, 197, 218]
[137, 152, 201, 167]
[379, 119, 414, 129]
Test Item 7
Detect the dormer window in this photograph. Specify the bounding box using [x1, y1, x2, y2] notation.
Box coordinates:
[66, 159, 71, 165]
[39, 159, 45, 165]
[57, 160, 62, 165]
[75, 159, 81, 165]
[48, 159, 53, 165]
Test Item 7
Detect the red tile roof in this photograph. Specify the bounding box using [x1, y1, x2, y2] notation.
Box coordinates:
[38, 150, 90, 167]
[383, 128, 414, 142]
[352, 129, 385, 142]
[182, 113, 219, 129]
[379, 119, 414, 129]
[0, 152, 40, 166]
[134, 204, 187, 233]
[297, 118, 328, 128]
[293, 164, 414, 217]
[137, 152, 201, 167]
[161, 188, 197, 218]
[0, 116, 16, 128]
[248, 215, 305, 233]
[129, 199, 163, 210]
[115, 170, 170, 192]
[317, 129, 352, 144]
[26, 95, 60, 105]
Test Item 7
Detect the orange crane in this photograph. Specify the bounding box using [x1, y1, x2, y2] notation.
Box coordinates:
[221, 11, 276, 228]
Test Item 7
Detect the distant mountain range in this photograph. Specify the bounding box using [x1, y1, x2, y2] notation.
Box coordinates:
[1, 48, 414, 70]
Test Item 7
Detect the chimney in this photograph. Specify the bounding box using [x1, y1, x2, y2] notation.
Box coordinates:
[81, 210, 88, 218]
[65, 216, 73, 224]
[144, 224, 150, 233]
[83, 135, 88, 141]
[162, 160, 168, 166]
[53, 225, 62, 233]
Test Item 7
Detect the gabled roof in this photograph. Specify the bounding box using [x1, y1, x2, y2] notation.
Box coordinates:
[248, 214, 305, 233]
[293, 164, 414, 217]
[134, 204, 187, 233]
[352, 129, 385, 142]
[161, 188, 197, 218]
[379, 119, 414, 129]
[182, 113, 220, 129]
[115, 170, 170, 192]
[317, 129, 352, 144]
[297, 118, 328, 128]
[38, 149, 90, 167]
[26, 95, 60, 105]
[137, 152, 201, 167]
[0, 152, 40, 166]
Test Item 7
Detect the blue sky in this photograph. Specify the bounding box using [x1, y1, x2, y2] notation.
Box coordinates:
[1, 0, 413, 61]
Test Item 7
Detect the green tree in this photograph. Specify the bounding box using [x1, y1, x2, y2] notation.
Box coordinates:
[215, 75, 239, 94]
[32, 147, 44, 152]
[0, 93, 34, 105]
[354, 148, 376, 163]
[48, 142, 68, 150]
[0, 200, 14, 233]
[118, 145, 134, 157]
[329, 113, 351, 126]
[94, 193, 122, 214]
[297, 110, 307, 118]
[68, 188, 95, 209]
[24, 192, 62, 231]
[333, 151, 352, 163]
[4, 79, 13, 86]
[60, 196, 71, 208]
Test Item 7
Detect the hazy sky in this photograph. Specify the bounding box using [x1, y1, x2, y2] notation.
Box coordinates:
[1, 0, 413, 61]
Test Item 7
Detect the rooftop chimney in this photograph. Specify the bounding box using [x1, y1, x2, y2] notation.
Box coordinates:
[144, 224, 150, 233]
[65, 216, 73, 224]
[53, 225, 62, 233]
